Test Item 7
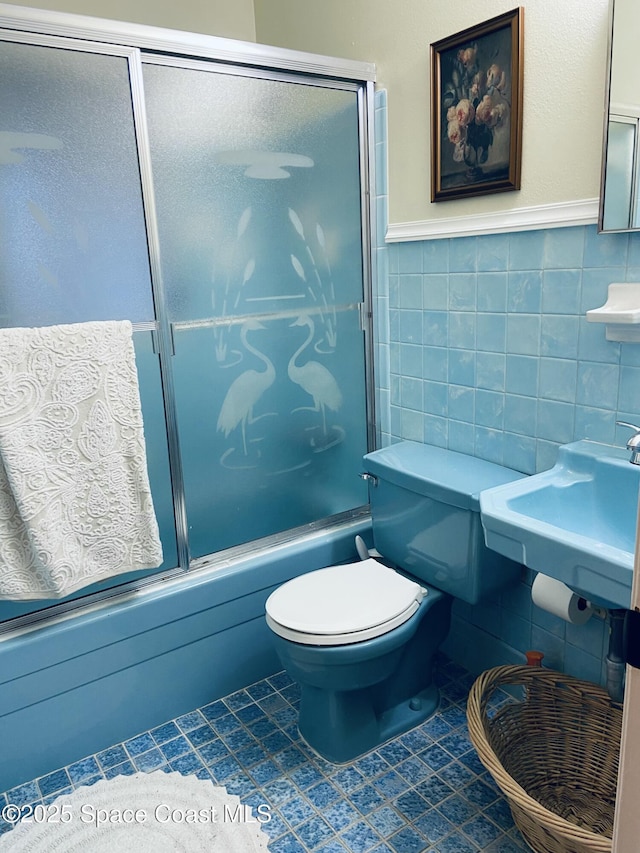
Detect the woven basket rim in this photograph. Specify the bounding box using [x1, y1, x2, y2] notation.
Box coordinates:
[466, 664, 621, 850]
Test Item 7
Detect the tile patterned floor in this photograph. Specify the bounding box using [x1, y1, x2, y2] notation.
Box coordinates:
[0, 657, 529, 852]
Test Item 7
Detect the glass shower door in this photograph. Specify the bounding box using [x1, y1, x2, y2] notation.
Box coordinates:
[0, 36, 178, 620]
[142, 60, 370, 559]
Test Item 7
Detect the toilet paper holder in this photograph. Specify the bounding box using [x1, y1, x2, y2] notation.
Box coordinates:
[531, 573, 607, 624]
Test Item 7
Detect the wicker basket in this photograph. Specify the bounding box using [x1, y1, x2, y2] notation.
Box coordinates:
[466, 665, 623, 853]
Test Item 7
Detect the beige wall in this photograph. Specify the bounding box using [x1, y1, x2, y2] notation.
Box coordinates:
[610, 0, 638, 111]
[5, 1, 612, 228]
[254, 0, 611, 228]
[5, 0, 256, 40]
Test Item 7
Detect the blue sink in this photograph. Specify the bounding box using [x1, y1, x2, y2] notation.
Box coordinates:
[479, 440, 640, 609]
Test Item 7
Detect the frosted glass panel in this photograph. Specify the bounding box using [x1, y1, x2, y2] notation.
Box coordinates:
[142, 64, 364, 329]
[603, 120, 636, 231]
[0, 41, 153, 326]
[143, 63, 368, 558]
[172, 310, 368, 558]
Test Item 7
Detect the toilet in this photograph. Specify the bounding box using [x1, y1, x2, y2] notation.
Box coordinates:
[265, 441, 525, 763]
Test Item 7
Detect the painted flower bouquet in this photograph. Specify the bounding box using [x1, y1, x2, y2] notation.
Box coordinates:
[443, 44, 510, 178]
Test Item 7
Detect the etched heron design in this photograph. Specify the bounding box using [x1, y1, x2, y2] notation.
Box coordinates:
[288, 314, 342, 436]
[217, 319, 275, 456]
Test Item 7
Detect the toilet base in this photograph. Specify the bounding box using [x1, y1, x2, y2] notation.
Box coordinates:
[298, 681, 440, 764]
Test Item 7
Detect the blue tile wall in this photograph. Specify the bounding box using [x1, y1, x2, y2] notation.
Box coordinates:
[373, 89, 632, 686]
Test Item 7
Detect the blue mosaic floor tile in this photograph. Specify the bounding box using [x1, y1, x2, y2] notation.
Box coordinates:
[435, 830, 479, 852]
[237, 703, 267, 725]
[268, 671, 295, 691]
[306, 780, 341, 809]
[224, 689, 253, 711]
[236, 743, 269, 768]
[323, 799, 361, 832]
[349, 784, 386, 815]
[270, 831, 308, 853]
[210, 713, 242, 735]
[169, 751, 205, 776]
[261, 777, 298, 806]
[372, 770, 409, 799]
[330, 766, 365, 795]
[159, 735, 190, 761]
[150, 721, 180, 744]
[210, 755, 243, 782]
[438, 792, 478, 824]
[96, 745, 128, 769]
[394, 789, 429, 821]
[367, 805, 405, 838]
[413, 808, 455, 844]
[439, 759, 475, 789]
[246, 680, 276, 701]
[38, 769, 71, 798]
[185, 724, 218, 748]
[280, 795, 315, 828]
[132, 747, 166, 773]
[42, 786, 73, 805]
[67, 756, 101, 785]
[200, 699, 227, 721]
[395, 756, 431, 784]
[353, 752, 389, 778]
[1, 657, 527, 853]
[198, 738, 230, 765]
[175, 710, 205, 732]
[275, 744, 307, 771]
[378, 741, 412, 766]
[420, 743, 454, 771]
[297, 814, 334, 849]
[124, 732, 155, 756]
[340, 819, 381, 851]
[104, 761, 136, 780]
[6, 781, 39, 807]
[317, 841, 349, 853]
[485, 796, 516, 831]
[462, 813, 504, 847]
[388, 825, 428, 853]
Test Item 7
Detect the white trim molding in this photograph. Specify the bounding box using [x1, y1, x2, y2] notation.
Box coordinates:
[386, 198, 600, 242]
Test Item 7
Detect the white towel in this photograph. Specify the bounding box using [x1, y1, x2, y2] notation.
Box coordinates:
[0, 321, 163, 600]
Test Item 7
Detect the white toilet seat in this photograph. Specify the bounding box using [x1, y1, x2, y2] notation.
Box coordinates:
[265, 558, 426, 646]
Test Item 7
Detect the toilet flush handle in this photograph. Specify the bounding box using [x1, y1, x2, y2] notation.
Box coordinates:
[359, 472, 378, 486]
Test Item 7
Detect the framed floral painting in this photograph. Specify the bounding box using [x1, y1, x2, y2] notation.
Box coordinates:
[430, 8, 524, 202]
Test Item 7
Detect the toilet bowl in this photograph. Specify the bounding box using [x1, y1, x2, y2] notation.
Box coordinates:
[265, 441, 526, 763]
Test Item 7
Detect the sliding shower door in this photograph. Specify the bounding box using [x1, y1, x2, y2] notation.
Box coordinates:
[0, 36, 178, 622]
[0, 24, 373, 623]
[142, 60, 369, 558]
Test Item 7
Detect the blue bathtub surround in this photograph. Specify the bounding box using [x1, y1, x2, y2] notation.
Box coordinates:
[0, 657, 528, 853]
[372, 88, 628, 687]
[0, 518, 370, 793]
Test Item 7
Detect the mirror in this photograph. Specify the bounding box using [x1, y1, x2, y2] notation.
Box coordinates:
[599, 0, 640, 231]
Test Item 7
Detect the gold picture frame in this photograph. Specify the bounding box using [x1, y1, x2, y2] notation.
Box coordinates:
[430, 8, 524, 202]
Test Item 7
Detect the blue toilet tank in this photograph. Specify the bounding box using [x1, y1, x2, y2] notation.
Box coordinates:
[363, 442, 526, 604]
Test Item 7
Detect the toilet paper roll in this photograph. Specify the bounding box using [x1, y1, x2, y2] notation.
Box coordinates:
[531, 572, 593, 625]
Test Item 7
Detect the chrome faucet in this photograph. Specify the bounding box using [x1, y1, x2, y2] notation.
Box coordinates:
[616, 421, 640, 464]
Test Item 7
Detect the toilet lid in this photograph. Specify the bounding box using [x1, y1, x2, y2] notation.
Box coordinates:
[265, 558, 426, 646]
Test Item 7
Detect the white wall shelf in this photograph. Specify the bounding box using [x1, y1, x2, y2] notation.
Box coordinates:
[586, 283, 640, 342]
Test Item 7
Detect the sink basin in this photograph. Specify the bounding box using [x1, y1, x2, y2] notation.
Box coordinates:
[479, 440, 640, 609]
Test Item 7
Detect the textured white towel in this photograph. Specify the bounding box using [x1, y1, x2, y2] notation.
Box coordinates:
[0, 321, 163, 600]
